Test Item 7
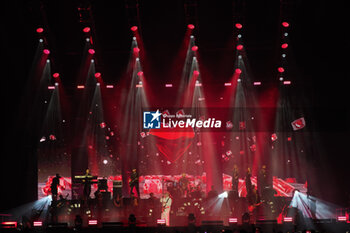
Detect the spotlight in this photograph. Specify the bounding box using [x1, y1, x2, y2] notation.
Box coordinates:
[193, 70, 200, 76]
[137, 71, 143, 76]
[283, 80, 291, 85]
[131, 26, 138, 32]
[77, 85, 85, 89]
[187, 24, 195, 30]
[133, 36, 136, 40]
[55, 82, 59, 86]
[238, 55, 242, 59]
[48, 86, 55, 90]
[46, 59, 50, 63]
[39, 38, 43, 43]
[43, 49, 50, 55]
[91, 59, 95, 63]
[281, 43, 288, 49]
[94, 72, 101, 78]
[282, 21, 290, 28]
[191, 46, 198, 52]
[284, 32, 289, 37]
[52, 73, 60, 78]
[106, 85, 114, 89]
[282, 54, 286, 58]
[83, 27, 91, 33]
[224, 82, 232, 86]
[136, 57, 140, 62]
[86, 38, 90, 42]
[103, 159, 108, 164]
[190, 35, 194, 39]
[218, 191, 228, 198]
[237, 34, 242, 38]
[133, 47, 140, 53]
[235, 23, 243, 29]
[237, 78, 241, 82]
[165, 84, 173, 87]
[88, 49, 95, 55]
[36, 27, 44, 33]
[278, 67, 285, 73]
[253, 81, 261, 86]
[235, 68, 242, 74]
[279, 77, 284, 81]
[236, 44, 243, 50]
[96, 82, 100, 86]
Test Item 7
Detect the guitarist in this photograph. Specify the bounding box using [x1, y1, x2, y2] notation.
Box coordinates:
[129, 168, 140, 197]
[160, 192, 172, 226]
[247, 185, 262, 220]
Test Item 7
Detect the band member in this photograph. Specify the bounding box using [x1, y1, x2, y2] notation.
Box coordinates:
[247, 185, 262, 218]
[245, 167, 252, 199]
[160, 192, 172, 226]
[232, 164, 239, 198]
[178, 173, 190, 198]
[258, 165, 268, 197]
[83, 168, 92, 200]
[129, 168, 140, 197]
[50, 174, 61, 200]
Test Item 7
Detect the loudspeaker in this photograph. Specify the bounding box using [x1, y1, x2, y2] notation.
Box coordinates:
[113, 180, 123, 198]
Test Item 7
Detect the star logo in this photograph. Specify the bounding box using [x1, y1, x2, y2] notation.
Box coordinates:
[143, 110, 161, 129]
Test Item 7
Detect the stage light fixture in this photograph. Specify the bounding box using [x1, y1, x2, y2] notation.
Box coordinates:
[33, 221, 43, 227]
[137, 71, 143, 76]
[96, 83, 100, 86]
[131, 26, 138, 32]
[282, 54, 286, 58]
[157, 219, 166, 226]
[278, 67, 285, 73]
[279, 77, 284, 81]
[235, 68, 242, 74]
[282, 21, 290, 28]
[281, 43, 288, 49]
[88, 49, 95, 55]
[284, 32, 289, 37]
[190, 35, 194, 39]
[83, 27, 91, 33]
[55, 82, 59, 86]
[77, 85, 85, 89]
[238, 55, 242, 59]
[218, 191, 228, 198]
[235, 23, 243, 29]
[236, 44, 243, 50]
[91, 59, 95, 63]
[86, 38, 90, 42]
[88, 219, 98, 226]
[103, 159, 108, 164]
[191, 46, 198, 51]
[39, 39, 43, 43]
[193, 70, 200, 76]
[253, 81, 261, 86]
[283, 81, 291, 85]
[106, 85, 114, 89]
[337, 216, 347, 222]
[36, 27, 44, 33]
[43, 49, 50, 55]
[46, 59, 50, 63]
[94, 72, 101, 78]
[224, 82, 232, 86]
[48, 86, 55, 90]
[188, 24, 195, 30]
[237, 34, 242, 38]
[165, 84, 173, 87]
[133, 47, 140, 53]
[237, 79, 241, 82]
[52, 73, 60, 78]
[228, 218, 238, 224]
[283, 217, 293, 223]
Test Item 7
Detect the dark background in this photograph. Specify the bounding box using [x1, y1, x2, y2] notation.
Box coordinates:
[0, 0, 349, 211]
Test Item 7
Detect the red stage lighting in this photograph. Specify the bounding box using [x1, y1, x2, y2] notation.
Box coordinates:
[282, 21, 290, 28]
[36, 27, 44, 33]
[187, 24, 195, 30]
[191, 46, 198, 51]
[224, 82, 232, 86]
[94, 72, 101, 78]
[83, 27, 91, 33]
[278, 67, 285, 73]
[235, 23, 243, 29]
[131, 26, 138, 32]
[43, 49, 50, 55]
[88, 49, 95, 55]
[106, 85, 114, 89]
[236, 44, 243, 50]
[137, 71, 143, 76]
[48, 86, 55, 90]
[235, 68, 242, 74]
[193, 70, 200, 76]
[133, 47, 140, 53]
[52, 73, 60, 78]
[281, 43, 288, 49]
[283, 80, 291, 85]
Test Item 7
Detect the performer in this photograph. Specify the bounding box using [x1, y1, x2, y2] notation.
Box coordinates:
[232, 164, 239, 198]
[83, 168, 92, 200]
[245, 167, 252, 199]
[160, 192, 172, 226]
[50, 173, 61, 200]
[129, 168, 140, 197]
[178, 173, 190, 198]
[258, 165, 268, 199]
